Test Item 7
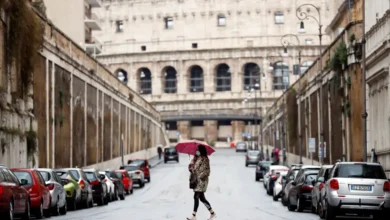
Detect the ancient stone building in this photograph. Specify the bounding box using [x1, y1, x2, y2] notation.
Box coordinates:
[93, 0, 336, 145]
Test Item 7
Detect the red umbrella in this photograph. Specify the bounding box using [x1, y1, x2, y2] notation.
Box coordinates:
[175, 140, 215, 156]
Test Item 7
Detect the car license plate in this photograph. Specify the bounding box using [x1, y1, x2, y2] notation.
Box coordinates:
[350, 185, 372, 191]
[169, 156, 174, 159]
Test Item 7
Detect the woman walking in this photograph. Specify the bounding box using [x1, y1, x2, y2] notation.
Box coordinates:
[187, 145, 217, 220]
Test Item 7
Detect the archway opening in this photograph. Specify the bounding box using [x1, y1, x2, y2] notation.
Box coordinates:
[189, 65, 204, 92]
[164, 66, 177, 93]
[139, 68, 152, 94]
[216, 63, 231, 92]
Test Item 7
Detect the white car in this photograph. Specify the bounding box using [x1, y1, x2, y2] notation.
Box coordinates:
[99, 171, 115, 201]
[121, 165, 145, 188]
[272, 172, 288, 201]
[264, 165, 289, 190]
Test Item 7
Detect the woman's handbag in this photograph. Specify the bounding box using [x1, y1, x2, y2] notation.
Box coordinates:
[189, 173, 198, 189]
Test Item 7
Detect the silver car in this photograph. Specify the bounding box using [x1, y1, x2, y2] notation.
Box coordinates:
[37, 168, 67, 216]
[236, 142, 247, 152]
[311, 165, 333, 217]
[323, 162, 390, 220]
[245, 150, 261, 167]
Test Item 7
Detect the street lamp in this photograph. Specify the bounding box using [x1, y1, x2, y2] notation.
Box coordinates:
[281, 34, 303, 164]
[296, 4, 324, 165]
[266, 51, 287, 165]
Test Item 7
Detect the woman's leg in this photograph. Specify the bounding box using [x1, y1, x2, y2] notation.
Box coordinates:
[198, 192, 215, 214]
[193, 192, 200, 213]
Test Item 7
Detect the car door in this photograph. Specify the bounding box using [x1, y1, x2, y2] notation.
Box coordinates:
[289, 174, 304, 205]
[52, 171, 65, 205]
[35, 170, 50, 209]
[2, 168, 25, 213]
[312, 168, 324, 205]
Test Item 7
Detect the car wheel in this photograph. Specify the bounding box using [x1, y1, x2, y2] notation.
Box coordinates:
[297, 197, 304, 212]
[119, 191, 125, 200]
[147, 177, 151, 182]
[281, 193, 288, 206]
[59, 201, 67, 215]
[6, 200, 14, 220]
[104, 193, 109, 205]
[21, 199, 30, 220]
[255, 176, 259, 182]
[52, 198, 60, 216]
[130, 187, 133, 194]
[287, 196, 296, 212]
[98, 194, 104, 206]
[245, 163, 248, 167]
[325, 201, 336, 220]
[88, 198, 93, 208]
[318, 201, 325, 218]
[164, 160, 167, 163]
[272, 190, 278, 201]
[35, 200, 44, 219]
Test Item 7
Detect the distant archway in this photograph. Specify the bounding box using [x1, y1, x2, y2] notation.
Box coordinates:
[189, 65, 204, 92]
[138, 68, 152, 94]
[243, 63, 260, 90]
[116, 68, 128, 84]
[163, 66, 177, 93]
[272, 62, 289, 90]
[215, 63, 231, 92]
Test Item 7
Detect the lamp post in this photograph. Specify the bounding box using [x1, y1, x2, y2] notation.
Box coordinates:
[296, 4, 324, 165]
[281, 34, 302, 164]
[266, 51, 287, 165]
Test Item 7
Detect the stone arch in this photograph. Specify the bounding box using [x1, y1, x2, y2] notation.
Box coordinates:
[300, 60, 314, 75]
[188, 65, 204, 92]
[115, 68, 128, 84]
[162, 66, 177, 93]
[137, 67, 152, 94]
[243, 62, 260, 90]
[215, 63, 231, 92]
[272, 61, 289, 90]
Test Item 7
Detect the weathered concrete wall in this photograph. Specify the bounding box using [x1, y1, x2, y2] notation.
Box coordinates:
[28, 11, 169, 168]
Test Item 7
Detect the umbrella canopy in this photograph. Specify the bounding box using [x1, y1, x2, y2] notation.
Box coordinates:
[175, 140, 215, 156]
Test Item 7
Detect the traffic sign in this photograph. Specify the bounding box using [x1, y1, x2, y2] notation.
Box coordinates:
[309, 138, 316, 153]
[319, 142, 326, 158]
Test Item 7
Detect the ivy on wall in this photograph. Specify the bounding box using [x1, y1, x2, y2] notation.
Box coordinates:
[286, 88, 298, 152]
[0, 0, 45, 96]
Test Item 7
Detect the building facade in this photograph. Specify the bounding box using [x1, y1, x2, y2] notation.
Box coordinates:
[365, 1, 390, 176]
[94, 0, 336, 145]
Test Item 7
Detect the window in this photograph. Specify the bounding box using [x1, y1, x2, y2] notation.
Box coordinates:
[305, 39, 313, 45]
[39, 171, 51, 181]
[165, 17, 173, 29]
[272, 62, 289, 90]
[243, 63, 260, 90]
[13, 171, 33, 186]
[116, 68, 128, 84]
[189, 65, 204, 92]
[69, 170, 80, 180]
[192, 43, 198, 49]
[275, 12, 284, 24]
[116, 20, 124, 33]
[216, 64, 231, 92]
[164, 66, 177, 93]
[0, 171, 5, 182]
[139, 68, 152, 94]
[218, 15, 226, 26]
[141, 46, 147, 51]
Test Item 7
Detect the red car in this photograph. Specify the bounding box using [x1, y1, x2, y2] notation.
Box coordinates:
[128, 159, 151, 182]
[115, 170, 133, 194]
[11, 168, 51, 219]
[0, 165, 30, 220]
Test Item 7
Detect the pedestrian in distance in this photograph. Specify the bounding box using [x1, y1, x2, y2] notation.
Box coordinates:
[371, 148, 378, 163]
[187, 145, 217, 220]
[157, 146, 163, 160]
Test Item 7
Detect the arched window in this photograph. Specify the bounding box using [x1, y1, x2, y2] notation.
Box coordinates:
[300, 61, 314, 75]
[216, 64, 231, 92]
[273, 62, 289, 90]
[164, 66, 177, 93]
[189, 65, 204, 92]
[243, 63, 260, 90]
[116, 69, 128, 84]
[139, 68, 152, 94]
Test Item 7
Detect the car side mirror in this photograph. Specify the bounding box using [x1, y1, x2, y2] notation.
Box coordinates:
[61, 179, 69, 186]
[20, 179, 28, 186]
[98, 174, 105, 181]
[148, 165, 151, 168]
[312, 180, 316, 186]
[291, 181, 296, 186]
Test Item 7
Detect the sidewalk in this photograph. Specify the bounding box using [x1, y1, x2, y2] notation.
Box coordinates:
[148, 155, 163, 168]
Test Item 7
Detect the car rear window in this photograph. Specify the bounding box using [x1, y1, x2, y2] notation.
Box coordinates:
[39, 171, 51, 181]
[13, 171, 33, 186]
[165, 148, 177, 153]
[121, 166, 139, 171]
[56, 171, 68, 179]
[335, 164, 387, 179]
[248, 151, 260, 156]
[115, 172, 123, 178]
[69, 170, 80, 180]
[237, 142, 246, 147]
[305, 174, 318, 184]
[84, 172, 97, 181]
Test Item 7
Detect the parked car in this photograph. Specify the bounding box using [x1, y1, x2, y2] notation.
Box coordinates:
[0, 165, 30, 220]
[104, 169, 125, 200]
[245, 150, 261, 167]
[323, 162, 390, 220]
[310, 165, 333, 217]
[266, 168, 289, 195]
[263, 165, 289, 190]
[255, 160, 273, 181]
[37, 168, 67, 215]
[164, 147, 179, 163]
[99, 171, 115, 202]
[235, 141, 247, 152]
[62, 168, 93, 208]
[115, 169, 134, 193]
[12, 168, 51, 219]
[54, 169, 82, 210]
[120, 165, 142, 189]
[83, 169, 109, 206]
[287, 170, 319, 212]
[273, 172, 288, 201]
[281, 166, 304, 206]
[128, 159, 151, 182]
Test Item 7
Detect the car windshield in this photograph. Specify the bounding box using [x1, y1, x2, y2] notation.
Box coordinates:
[68, 170, 80, 180]
[84, 172, 97, 181]
[258, 161, 272, 166]
[115, 172, 123, 178]
[39, 171, 51, 181]
[248, 151, 260, 156]
[305, 174, 318, 184]
[13, 171, 33, 185]
[129, 160, 144, 166]
[335, 164, 387, 179]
